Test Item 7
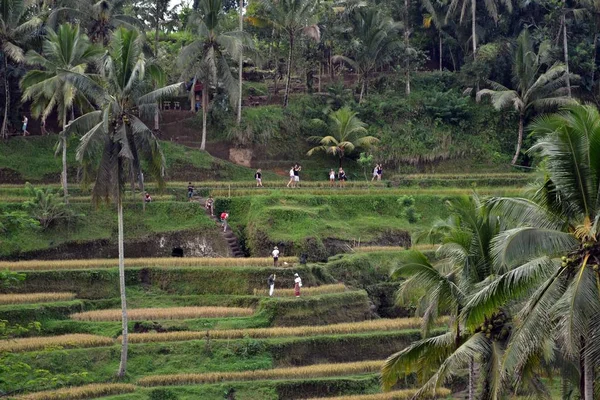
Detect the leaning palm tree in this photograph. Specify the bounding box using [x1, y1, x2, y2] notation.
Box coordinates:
[0, 0, 43, 138]
[61, 28, 182, 377]
[20, 24, 103, 203]
[381, 197, 526, 400]
[261, 0, 321, 107]
[307, 106, 378, 167]
[332, 8, 402, 103]
[477, 29, 576, 165]
[461, 104, 600, 400]
[178, 0, 256, 150]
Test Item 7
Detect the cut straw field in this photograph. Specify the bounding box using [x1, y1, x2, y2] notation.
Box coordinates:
[15, 383, 136, 400]
[253, 283, 346, 297]
[0, 334, 113, 353]
[351, 244, 438, 253]
[127, 317, 434, 343]
[0, 257, 298, 271]
[0, 292, 75, 305]
[138, 360, 383, 386]
[70, 306, 254, 321]
[304, 388, 452, 400]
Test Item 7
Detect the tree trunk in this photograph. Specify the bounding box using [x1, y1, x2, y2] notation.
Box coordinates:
[190, 77, 196, 111]
[61, 112, 69, 204]
[562, 8, 572, 98]
[359, 78, 366, 103]
[439, 33, 443, 71]
[471, 0, 477, 56]
[284, 32, 294, 107]
[582, 341, 594, 400]
[154, 0, 160, 56]
[468, 357, 475, 400]
[237, 0, 243, 125]
[404, 0, 411, 95]
[511, 112, 524, 165]
[116, 195, 129, 377]
[1, 55, 9, 139]
[591, 34, 598, 93]
[201, 87, 208, 150]
[140, 172, 145, 212]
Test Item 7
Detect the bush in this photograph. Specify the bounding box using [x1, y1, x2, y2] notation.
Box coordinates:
[148, 388, 179, 400]
[23, 183, 82, 230]
[297, 237, 328, 262]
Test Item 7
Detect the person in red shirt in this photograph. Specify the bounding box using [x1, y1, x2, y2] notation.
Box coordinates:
[221, 211, 229, 232]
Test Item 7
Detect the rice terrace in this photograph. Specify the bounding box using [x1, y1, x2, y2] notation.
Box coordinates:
[1, 0, 600, 399]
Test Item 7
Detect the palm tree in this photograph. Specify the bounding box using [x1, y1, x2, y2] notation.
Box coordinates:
[307, 106, 378, 167]
[261, 0, 320, 107]
[477, 29, 576, 165]
[20, 24, 103, 203]
[332, 8, 402, 103]
[61, 28, 182, 376]
[381, 197, 522, 400]
[447, 0, 512, 57]
[422, 0, 451, 71]
[178, 0, 256, 150]
[460, 104, 600, 400]
[0, 0, 42, 139]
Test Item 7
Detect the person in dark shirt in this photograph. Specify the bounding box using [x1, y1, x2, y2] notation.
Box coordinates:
[255, 169, 263, 187]
[187, 182, 194, 201]
[338, 167, 347, 188]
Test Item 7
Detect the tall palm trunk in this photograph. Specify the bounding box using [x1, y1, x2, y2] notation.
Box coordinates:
[582, 342, 593, 400]
[2, 55, 9, 139]
[237, 0, 243, 125]
[562, 6, 572, 97]
[471, 0, 476, 55]
[200, 86, 208, 150]
[154, 0, 160, 57]
[511, 112, 524, 165]
[116, 194, 129, 377]
[468, 357, 475, 400]
[61, 112, 69, 204]
[284, 32, 294, 107]
[439, 32, 443, 71]
[404, 0, 411, 95]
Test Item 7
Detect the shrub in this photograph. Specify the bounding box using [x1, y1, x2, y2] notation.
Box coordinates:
[297, 237, 328, 262]
[23, 183, 82, 230]
[148, 388, 179, 400]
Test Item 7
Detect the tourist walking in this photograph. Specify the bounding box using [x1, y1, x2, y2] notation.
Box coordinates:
[255, 169, 263, 187]
[220, 210, 229, 232]
[268, 273, 276, 297]
[371, 164, 379, 181]
[293, 164, 301, 187]
[377, 164, 383, 181]
[329, 169, 336, 187]
[338, 167, 347, 188]
[272, 246, 280, 267]
[287, 166, 295, 188]
[205, 196, 214, 216]
[22, 115, 29, 136]
[294, 273, 302, 297]
[187, 182, 195, 201]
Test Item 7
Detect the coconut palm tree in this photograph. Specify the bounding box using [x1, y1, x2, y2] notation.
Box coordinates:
[261, 0, 321, 107]
[381, 197, 527, 400]
[477, 29, 576, 165]
[332, 8, 402, 103]
[422, 0, 451, 71]
[307, 106, 378, 167]
[0, 0, 43, 139]
[20, 24, 103, 203]
[61, 27, 182, 377]
[462, 104, 600, 399]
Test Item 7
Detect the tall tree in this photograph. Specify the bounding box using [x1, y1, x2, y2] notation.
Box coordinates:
[237, 0, 243, 125]
[261, 0, 320, 107]
[307, 106, 379, 167]
[422, 0, 451, 71]
[477, 29, 576, 165]
[20, 24, 102, 203]
[332, 8, 402, 103]
[462, 104, 600, 399]
[0, 0, 42, 139]
[178, 0, 255, 149]
[61, 28, 181, 376]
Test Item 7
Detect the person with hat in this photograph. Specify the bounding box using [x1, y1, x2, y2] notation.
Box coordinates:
[272, 246, 280, 267]
[294, 273, 302, 297]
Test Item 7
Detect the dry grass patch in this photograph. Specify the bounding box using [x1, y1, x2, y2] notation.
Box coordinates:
[15, 383, 136, 400]
[71, 306, 254, 322]
[138, 360, 382, 386]
[0, 334, 113, 353]
[253, 283, 346, 297]
[352, 244, 438, 253]
[128, 317, 432, 344]
[0, 292, 75, 305]
[304, 388, 452, 400]
[0, 257, 298, 271]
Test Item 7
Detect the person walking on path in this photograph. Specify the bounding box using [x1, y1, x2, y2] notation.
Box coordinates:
[187, 182, 195, 201]
[329, 169, 336, 187]
[221, 210, 229, 232]
[371, 164, 379, 182]
[255, 169, 263, 187]
[205, 196, 214, 216]
[22, 115, 29, 136]
[272, 246, 280, 267]
[287, 166, 295, 188]
[293, 273, 302, 297]
[338, 167, 347, 188]
[293, 164, 301, 187]
[268, 273, 276, 297]
[377, 164, 383, 181]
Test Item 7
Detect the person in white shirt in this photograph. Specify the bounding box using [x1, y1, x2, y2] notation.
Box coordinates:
[293, 273, 302, 297]
[272, 246, 280, 267]
[268, 273, 276, 297]
[287, 166, 295, 188]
